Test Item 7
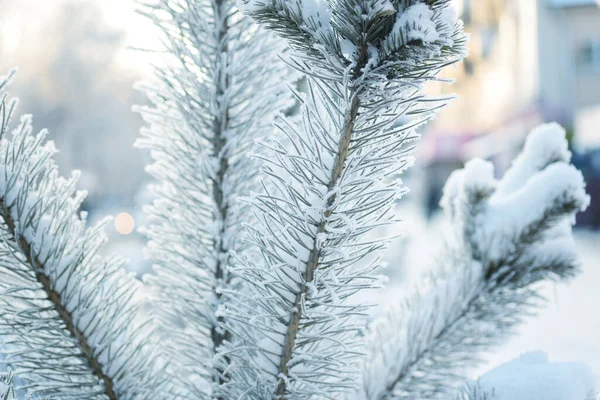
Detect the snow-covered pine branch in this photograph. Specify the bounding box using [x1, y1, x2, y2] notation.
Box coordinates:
[135, 0, 295, 397]
[359, 123, 590, 399]
[0, 70, 162, 400]
[223, 1, 467, 398]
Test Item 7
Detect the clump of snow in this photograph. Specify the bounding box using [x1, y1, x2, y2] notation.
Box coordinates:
[440, 158, 495, 222]
[440, 167, 464, 216]
[369, 0, 395, 18]
[484, 159, 589, 262]
[462, 158, 496, 195]
[299, 0, 332, 34]
[396, 4, 440, 43]
[382, 2, 459, 55]
[496, 123, 572, 197]
[240, 0, 332, 35]
[340, 38, 357, 60]
[476, 352, 596, 400]
[434, 3, 458, 42]
[442, 122, 590, 263]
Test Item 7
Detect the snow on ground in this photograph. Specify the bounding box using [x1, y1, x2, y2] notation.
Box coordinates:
[476, 351, 596, 399]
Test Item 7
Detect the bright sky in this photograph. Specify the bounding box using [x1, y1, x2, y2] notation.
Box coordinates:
[89, 0, 162, 73]
[1, 0, 161, 75]
[2, 0, 471, 75]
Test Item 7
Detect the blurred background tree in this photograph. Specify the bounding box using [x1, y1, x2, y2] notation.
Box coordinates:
[0, 0, 159, 275]
[0, 0, 151, 209]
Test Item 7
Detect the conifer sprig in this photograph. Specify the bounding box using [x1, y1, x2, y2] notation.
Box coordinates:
[136, 0, 295, 397]
[359, 124, 590, 399]
[224, 1, 468, 398]
[0, 71, 162, 399]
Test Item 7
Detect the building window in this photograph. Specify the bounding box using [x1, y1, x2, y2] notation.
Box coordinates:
[578, 39, 600, 70]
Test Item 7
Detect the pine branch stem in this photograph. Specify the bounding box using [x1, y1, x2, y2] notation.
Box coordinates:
[0, 199, 118, 400]
[383, 287, 480, 397]
[275, 69, 364, 399]
[209, 0, 232, 390]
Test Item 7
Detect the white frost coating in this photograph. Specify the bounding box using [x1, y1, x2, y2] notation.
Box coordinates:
[136, 0, 297, 397]
[226, 1, 468, 398]
[358, 259, 484, 400]
[382, 2, 460, 57]
[496, 122, 572, 197]
[359, 123, 590, 400]
[0, 71, 162, 399]
[300, 0, 332, 33]
[225, 87, 426, 397]
[396, 4, 440, 43]
[476, 352, 596, 400]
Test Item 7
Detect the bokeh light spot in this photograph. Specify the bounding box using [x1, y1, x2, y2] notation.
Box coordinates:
[114, 212, 135, 235]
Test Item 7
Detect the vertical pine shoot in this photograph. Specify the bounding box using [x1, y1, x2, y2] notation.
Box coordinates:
[136, 0, 296, 397]
[223, 1, 468, 398]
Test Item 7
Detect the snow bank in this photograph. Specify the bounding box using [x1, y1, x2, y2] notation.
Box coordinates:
[477, 352, 596, 400]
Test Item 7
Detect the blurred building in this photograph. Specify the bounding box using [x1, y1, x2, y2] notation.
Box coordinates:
[419, 0, 600, 226]
[431, 0, 600, 135]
